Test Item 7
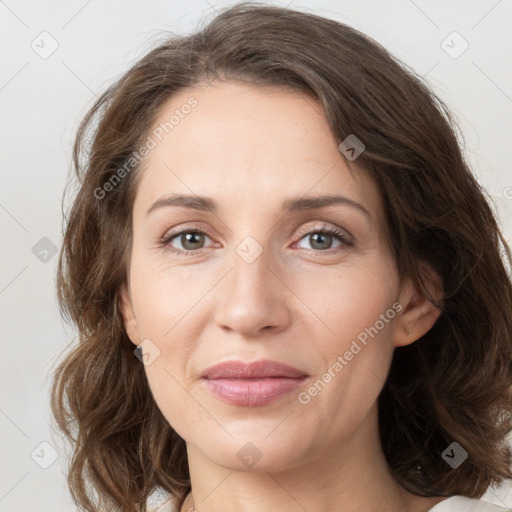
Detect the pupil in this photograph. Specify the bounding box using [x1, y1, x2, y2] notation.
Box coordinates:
[311, 233, 331, 250]
[183, 232, 203, 250]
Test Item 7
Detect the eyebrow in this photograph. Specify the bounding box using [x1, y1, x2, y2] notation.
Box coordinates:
[146, 193, 371, 218]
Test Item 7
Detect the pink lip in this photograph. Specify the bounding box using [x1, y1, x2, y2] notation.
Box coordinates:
[201, 360, 308, 406]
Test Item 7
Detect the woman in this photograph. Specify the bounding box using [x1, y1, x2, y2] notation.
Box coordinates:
[51, 3, 512, 511]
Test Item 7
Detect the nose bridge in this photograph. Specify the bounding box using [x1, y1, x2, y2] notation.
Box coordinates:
[225, 203, 291, 291]
[230, 233, 276, 299]
[225, 205, 277, 281]
[212, 227, 290, 336]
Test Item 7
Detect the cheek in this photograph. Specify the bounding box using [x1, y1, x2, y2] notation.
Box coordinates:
[127, 258, 210, 419]
[291, 256, 399, 398]
[144, 362, 204, 441]
[291, 254, 399, 342]
[129, 252, 206, 338]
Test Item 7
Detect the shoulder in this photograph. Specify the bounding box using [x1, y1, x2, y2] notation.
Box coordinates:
[429, 496, 511, 511]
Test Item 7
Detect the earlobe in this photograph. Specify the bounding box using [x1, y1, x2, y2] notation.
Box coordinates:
[393, 261, 444, 347]
[118, 284, 140, 346]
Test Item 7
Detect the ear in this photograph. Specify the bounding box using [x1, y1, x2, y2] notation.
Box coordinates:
[393, 261, 444, 347]
[118, 283, 141, 346]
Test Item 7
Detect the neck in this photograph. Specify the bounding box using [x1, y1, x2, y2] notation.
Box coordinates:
[180, 405, 443, 512]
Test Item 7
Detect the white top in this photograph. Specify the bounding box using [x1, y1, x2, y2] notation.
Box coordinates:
[427, 496, 511, 511]
[150, 495, 511, 511]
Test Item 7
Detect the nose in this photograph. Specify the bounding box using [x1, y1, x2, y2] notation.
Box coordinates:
[212, 244, 292, 339]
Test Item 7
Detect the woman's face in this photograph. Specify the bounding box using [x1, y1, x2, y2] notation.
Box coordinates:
[121, 80, 422, 472]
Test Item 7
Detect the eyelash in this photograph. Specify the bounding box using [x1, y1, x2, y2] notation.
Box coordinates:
[158, 223, 353, 257]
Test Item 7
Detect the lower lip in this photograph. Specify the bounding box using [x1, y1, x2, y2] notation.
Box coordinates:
[203, 377, 307, 406]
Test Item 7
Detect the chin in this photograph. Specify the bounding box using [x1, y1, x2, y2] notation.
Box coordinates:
[189, 422, 307, 471]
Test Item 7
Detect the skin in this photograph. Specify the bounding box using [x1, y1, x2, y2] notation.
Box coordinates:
[120, 80, 447, 512]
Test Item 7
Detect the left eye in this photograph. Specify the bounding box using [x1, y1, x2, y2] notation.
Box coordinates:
[293, 225, 353, 253]
[296, 229, 344, 251]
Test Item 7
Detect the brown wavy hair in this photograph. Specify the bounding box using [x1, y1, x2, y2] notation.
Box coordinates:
[51, 2, 512, 511]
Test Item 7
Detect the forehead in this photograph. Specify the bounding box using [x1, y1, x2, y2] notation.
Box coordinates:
[132, 81, 382, 223]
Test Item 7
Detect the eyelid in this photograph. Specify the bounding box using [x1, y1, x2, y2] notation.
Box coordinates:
[160, 222, 215, 242]
[294, 222, 353, 243]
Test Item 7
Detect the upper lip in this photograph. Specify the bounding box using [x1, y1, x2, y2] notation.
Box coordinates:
[202, 360, 308, 379]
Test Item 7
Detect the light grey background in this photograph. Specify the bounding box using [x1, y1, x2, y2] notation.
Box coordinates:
[1, 0, 511, 510]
